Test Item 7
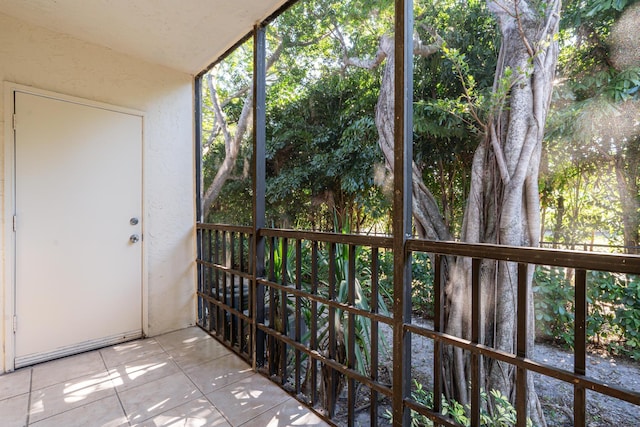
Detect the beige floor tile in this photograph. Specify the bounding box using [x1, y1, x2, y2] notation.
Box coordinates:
[1, 328, 332, 427]
[0, 393, 29, 427]
[101, 338, 164, 368]
[169, 339, 230, 371]
[0, 368, 31, 400]
[31, 351, 107, 391]
[29, 394, 128, 427]
[185, 353, 253, 395]
[29, 370, 117, 423]
[109, 352, 181, 392]
[133, 397, 231, 427]
[154, 328, 212, 352]
[205, 374, 290, 426]
[118, 371, 202, 424]
[239, 398, 330, 426]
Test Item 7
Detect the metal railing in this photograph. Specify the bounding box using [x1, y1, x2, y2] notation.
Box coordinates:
[196, 222, 640, 426]
[196, 223, 254, 361]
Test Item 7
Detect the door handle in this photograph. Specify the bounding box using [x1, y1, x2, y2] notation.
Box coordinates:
[129, 234, 140, 244]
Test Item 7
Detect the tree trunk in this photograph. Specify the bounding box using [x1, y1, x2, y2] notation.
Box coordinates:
[350, 1, 560, 424]
[442, 2, 559, 424]
[365, 35, 452, 242]
[201, 85, 253, 217]
[553, 195, 565, 247]
[201, 42, 284, 217]
[615, 139, 640, 254]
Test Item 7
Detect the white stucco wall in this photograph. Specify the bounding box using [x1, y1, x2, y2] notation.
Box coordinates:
[0, 13, 196, 371]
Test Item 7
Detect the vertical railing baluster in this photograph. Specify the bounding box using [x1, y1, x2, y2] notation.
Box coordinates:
[280, 238, 289, 384]
[215, 230, 221, 337]
[202, 230, 213, 332]
[516, 262, 529, 427]
[371, 247, 379, 427]
[208, 229, 215, 331]
[222, 231, 229, 342]
[311, 241, 319, 405]
[249, 231, 256, 359]
[575, 269, 587, 426]
[295, 239, 302, 394]
[328, 242, 337, 418]
[433, 254, 443, 424]
[202, 228, 207, 326]
[347, 244, 356, 427]
[239, 232, 246, 354]
[471, 258, 481, 427]
[197, 228, 203, 327]
[268, 236, 276, 376]
[196, 227, 202, 326]
[230, 231, 236, 347]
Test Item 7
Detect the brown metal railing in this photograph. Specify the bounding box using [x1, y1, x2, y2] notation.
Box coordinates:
[196, 223, 640, 426]
[196, 223, 253, 361]
[195, 1, 640, 425]
[405, 239, 640, 427]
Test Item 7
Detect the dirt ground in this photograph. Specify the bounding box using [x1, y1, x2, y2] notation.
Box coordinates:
[532, 342, 640, 426]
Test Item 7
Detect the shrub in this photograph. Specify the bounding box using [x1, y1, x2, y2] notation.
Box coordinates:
[385, 380, 531, 426]
[534, 266, 640, 359]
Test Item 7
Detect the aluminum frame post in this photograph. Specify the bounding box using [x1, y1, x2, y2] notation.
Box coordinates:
[253, 24, 267, 369]
[392, 0, 414, 425]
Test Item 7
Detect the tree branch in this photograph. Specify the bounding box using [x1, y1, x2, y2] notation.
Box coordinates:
[489, 123, 511, 184]
[202, 39, 287, 216]
[207, 74, 232, 154]
[414, 24, 444, 58]
[514, 0, 535, 58]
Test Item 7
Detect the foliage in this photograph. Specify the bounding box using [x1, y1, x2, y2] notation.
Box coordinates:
[264, 217, 391, 387]
[410, 252, 435, 317]
[533, 266, 576, 346]
[533, 266, 640, 360]
[412, 0, 497, 236]
[326, 216, 391, 375]
[265, 68, 386, 230]
[544, 0, 640, 253]
[410, 262, 640, 360]
[374, 249, 441, 319]
[385, 380, 531, 427]
[201, 0, 640, 421]
[588, 271, 640, 359]
[201, 38, 254, 224]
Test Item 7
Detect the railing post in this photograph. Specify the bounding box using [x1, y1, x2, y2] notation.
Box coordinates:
[347, 244, 356, 426]
[371, 247, 380, 427]
[433, 254, 443, 419]
[470, 258, 481, 427]
[392, 0, 413, 425]
[575, 269, 587, 426]
[195, 75, 204, 329]
[516, 262, 529, 427]
[195, 75, 203, 223]
[252, 24, 267, 370]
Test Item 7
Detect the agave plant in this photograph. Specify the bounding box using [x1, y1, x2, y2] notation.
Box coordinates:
[312, 216, 390, 414]
[263, 215, 390, 415]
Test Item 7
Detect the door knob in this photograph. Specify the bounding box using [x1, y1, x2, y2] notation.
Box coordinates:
[129, 234, 140, 244]
[130, 217, 139, 225]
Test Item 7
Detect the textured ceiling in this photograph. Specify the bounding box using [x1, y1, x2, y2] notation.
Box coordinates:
[0, 0, 289, 74]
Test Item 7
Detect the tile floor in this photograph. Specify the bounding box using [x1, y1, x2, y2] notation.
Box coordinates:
[0, 327, 330, 427]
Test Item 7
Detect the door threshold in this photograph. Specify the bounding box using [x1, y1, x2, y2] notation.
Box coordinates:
[15, 329, 142, 368]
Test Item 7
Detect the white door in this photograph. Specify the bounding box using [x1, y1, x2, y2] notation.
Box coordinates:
[13, 91, 143, 367]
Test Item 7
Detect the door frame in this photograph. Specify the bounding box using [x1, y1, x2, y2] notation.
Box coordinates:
[2, 82, 149, 372]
